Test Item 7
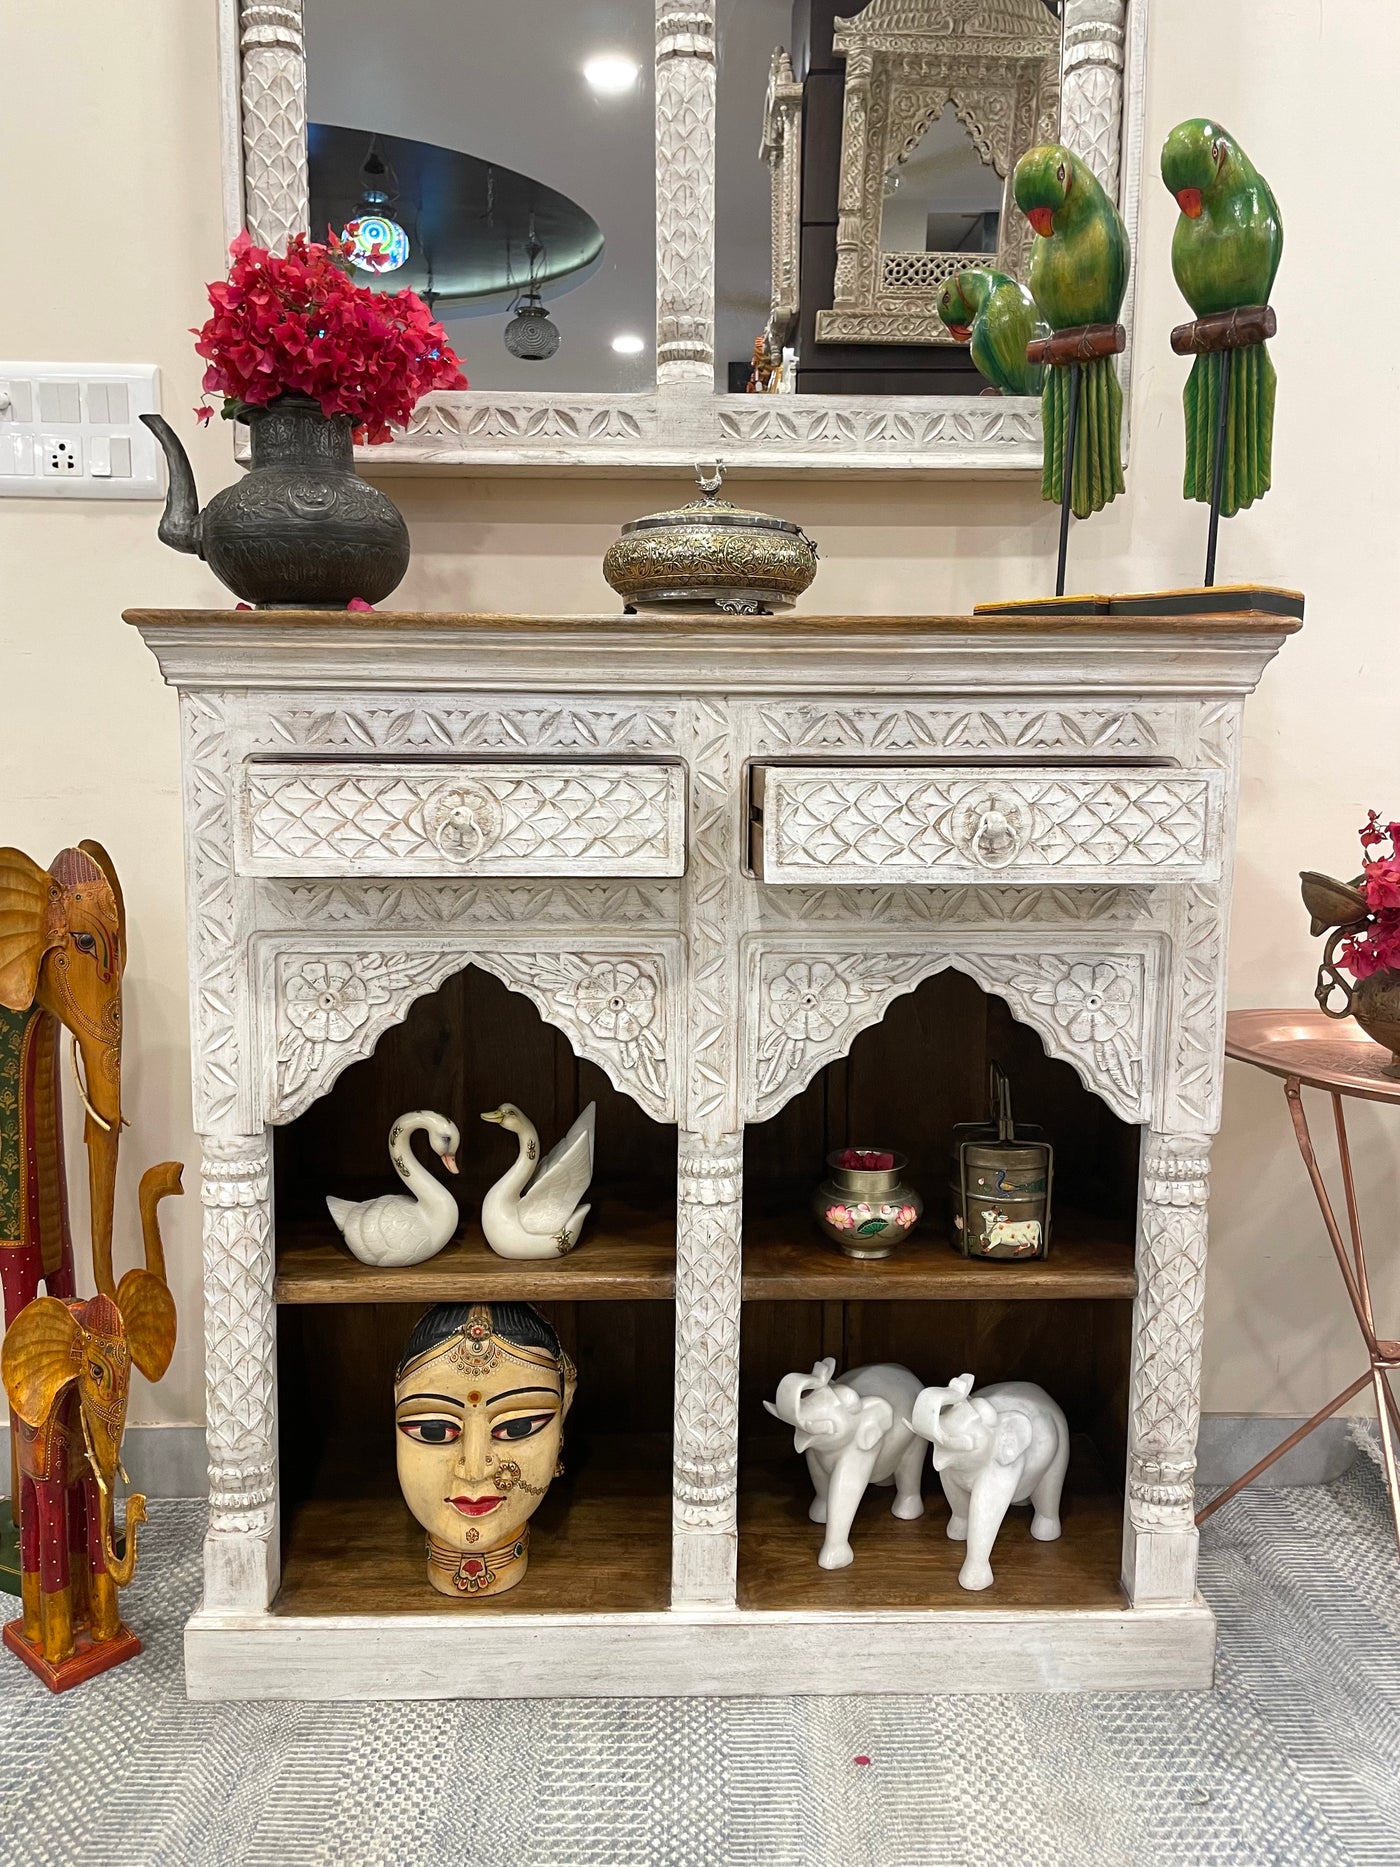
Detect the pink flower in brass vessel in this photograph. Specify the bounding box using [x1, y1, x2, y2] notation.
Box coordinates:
[1336, 814, 1400, 978]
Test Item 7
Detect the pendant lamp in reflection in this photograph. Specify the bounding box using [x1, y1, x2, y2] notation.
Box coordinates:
[503, 225, 560, 360]
[343, 140, 410, 274]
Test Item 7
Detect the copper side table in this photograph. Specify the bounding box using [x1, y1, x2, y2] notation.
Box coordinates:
[1199, 1009, 1400, 1551]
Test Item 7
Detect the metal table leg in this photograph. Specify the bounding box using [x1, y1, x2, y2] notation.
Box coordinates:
[1197, 1075, 1400, 1553]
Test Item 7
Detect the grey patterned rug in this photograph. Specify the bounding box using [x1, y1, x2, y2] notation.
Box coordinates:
[1, 1451, 1397, 1867]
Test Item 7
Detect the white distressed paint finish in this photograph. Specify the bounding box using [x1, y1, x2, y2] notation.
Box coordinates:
[241, 760, 687, 878]
[134, 608, 1286, 1693]
[757, 765, 1223, 886]
[217, 0, 1146, 474]
[185, 1602, 1216, 1700]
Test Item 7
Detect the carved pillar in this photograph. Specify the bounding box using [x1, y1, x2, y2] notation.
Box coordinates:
[1059, 0, 1127, 198]
[673, 699, 743, 1605]
[239, 1, 309, 252]
[831, 49, 873, 308]
[673, 1140, 743, 1604]
[655, 2, 716, 387]
[1123, 1132, 1211, 1604]
[200, 1135, 279, 1610]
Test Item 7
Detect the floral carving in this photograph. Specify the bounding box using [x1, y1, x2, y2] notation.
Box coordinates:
[569, 960, 657, 1044]
[1045, 962, 1135, 1045]
[750, 946, 1150, 1124]
[282, 958, 373, 1045]
[769, 960, 851, 1043]
[273, 950, 462, 1120]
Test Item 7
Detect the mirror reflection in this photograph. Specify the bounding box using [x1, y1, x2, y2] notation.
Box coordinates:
[305, 0, 656, 393]
[880, 108, 1003, 267]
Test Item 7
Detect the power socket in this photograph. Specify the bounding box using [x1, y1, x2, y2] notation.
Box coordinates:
[42, 435, 82, 476]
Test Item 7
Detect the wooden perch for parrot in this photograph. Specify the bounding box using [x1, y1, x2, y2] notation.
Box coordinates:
[1027, 323, 1125, 367]
[1171, 305, 1276, 355]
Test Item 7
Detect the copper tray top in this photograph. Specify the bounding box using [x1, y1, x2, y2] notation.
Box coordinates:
[1226, 1008, 1400, 1102]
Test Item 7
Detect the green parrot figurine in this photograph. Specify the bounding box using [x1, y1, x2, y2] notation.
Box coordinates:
[1013, 143, 1131, 518]
[937, 267, 1047, 397]
[1161, 118, 1283, 516]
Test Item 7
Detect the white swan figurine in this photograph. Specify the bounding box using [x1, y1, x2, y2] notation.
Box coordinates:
[480, 1102, 595, 1258]
[325, 1110, 460, 1267]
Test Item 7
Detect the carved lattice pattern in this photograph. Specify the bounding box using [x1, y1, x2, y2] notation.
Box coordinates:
[245, 764, 684, 875]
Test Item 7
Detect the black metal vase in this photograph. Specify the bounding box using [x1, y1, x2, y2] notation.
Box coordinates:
[142, 394, 410, 608]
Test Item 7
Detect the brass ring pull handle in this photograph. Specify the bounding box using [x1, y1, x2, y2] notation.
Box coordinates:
[425, 785, 503, 866]
[1314, 928, 1357, 1020]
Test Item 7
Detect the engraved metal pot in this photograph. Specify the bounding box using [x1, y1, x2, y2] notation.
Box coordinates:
[603, 465, 818, 613]
[143, 393, 410, 608]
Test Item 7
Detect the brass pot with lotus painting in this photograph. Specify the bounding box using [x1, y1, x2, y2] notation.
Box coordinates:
[603, 464, 818, 614]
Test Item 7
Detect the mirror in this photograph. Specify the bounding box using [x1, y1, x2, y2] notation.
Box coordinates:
[811, 0, 1062, 367]
[304, 0, 657, 393]
[879, 107, 1004, 272]
[227, 0, 1140, 466]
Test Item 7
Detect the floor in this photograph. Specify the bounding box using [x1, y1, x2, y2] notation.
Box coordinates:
[0, 1450, 1397, 1867]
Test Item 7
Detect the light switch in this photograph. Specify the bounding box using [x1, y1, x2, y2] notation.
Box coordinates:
[1, 380, 34, 422]
[39, 380, 81, 423]
[0, 363, 161, 498]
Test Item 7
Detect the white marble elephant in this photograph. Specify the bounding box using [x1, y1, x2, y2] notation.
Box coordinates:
[764, 1359, 927, 1570]
[909, 1373, 1070, 1591]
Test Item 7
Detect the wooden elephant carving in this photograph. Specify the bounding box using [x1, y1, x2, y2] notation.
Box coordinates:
[2, 1183, 179, 1690]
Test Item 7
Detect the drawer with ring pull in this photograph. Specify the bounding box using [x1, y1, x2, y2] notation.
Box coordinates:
[240, 761, 687, 878]
[748, 764, 1223, 886]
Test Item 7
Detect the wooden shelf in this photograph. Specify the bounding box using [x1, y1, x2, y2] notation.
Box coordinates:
[737, 1443, 1125, 1612]
[740, 1213, 1136, 1301]
[275, 1209, 1135, 1305]
[275, 1435, 672, 1617]
[274, 1202, 677, 1304]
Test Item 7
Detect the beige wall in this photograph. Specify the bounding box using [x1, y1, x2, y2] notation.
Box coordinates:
[1, 0, 1396, 1429]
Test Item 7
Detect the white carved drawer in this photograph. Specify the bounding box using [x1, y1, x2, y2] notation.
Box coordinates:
[240, 762, 686, 877]
[751, 765, 1223, 885]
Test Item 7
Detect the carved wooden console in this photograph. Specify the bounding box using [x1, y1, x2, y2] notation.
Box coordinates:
[130, 605, 1294, 1701]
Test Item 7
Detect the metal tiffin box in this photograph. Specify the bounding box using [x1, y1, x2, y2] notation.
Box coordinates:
[949, 1066, 1053, 1260]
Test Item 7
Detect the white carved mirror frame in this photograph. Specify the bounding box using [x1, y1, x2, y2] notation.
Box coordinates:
[219, 0, 1146, 476]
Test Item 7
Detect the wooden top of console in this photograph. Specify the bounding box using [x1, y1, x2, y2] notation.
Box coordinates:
[125, 605, 1303, 637]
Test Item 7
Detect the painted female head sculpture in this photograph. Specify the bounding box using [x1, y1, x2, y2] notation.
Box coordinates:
[393, 1301, 575, 1599]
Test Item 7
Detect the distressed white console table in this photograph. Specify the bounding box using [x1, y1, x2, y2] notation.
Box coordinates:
[131, 605, 1295, 1700]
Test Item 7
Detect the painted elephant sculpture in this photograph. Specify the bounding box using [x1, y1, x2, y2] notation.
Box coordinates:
[764, 1359, 927, 1570]
[909, 1374, 1070, 1591]
[1, 1248, 178, 1685]
[0, 842, 130, 1321]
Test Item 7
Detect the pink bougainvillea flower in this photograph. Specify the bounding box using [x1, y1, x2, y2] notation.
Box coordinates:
[191, 232, 467, 442]
[1336, 810, 1400, 981]
[346, 598, 375, 612]
[193, 403, 214, 426]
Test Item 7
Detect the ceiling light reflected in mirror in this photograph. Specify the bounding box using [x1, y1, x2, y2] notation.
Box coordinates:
[583, 54, 641, 96]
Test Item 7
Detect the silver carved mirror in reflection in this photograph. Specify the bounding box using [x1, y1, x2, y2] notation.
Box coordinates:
[221, 0, 1141, 470]
[813, 0, 1062, 348]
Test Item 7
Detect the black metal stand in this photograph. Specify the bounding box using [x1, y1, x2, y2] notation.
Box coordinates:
[1055, 361, 1082, 599]
[1204, 347, 1234, 589]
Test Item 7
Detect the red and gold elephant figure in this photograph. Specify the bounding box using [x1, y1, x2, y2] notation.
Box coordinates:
[0, 842, 182, 1689]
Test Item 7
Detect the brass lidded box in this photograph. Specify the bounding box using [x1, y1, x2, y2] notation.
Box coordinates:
[603, 464, 818, 613]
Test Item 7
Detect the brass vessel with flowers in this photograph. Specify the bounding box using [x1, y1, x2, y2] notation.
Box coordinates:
[1304, 809, 1400, 1075]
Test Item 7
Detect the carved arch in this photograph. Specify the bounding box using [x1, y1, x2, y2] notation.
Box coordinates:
[260, 939, 679, 1126]
[745, 939, 1157, 1125]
